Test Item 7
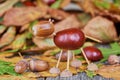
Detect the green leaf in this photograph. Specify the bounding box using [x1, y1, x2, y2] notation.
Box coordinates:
[93, 0, 110, 9]
[86, 70, 96, 78]
[50, 0, 62, 9]
[0, 49, 19, 54]
[14, 1, 24, 7]
[99, 42, 120, 62]
[25, 32, 33, 39]
[113, 0, 120, 6]
[0, 25, 7, 34]
[72, 49, 81, 55]
[0, 17, 3, 23]
[0, 60, 11, 65]
[0, 60, 19, 76]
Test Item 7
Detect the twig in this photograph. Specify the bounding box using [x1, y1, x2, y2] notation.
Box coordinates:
[56, 50, 63, 68]
[67, 50, 71, 70]
[85, 35, 102, 43]
[18, 52, 23, 59]
[81, 48, 90, 65]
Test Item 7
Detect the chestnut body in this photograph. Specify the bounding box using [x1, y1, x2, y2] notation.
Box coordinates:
[54, 28, 85, 50]
[83, 46, 103, 61]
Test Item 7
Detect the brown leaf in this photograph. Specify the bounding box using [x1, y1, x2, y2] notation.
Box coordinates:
[3, 7, 47, 26]
[83, 16, 118, 43]
[0, 0, 19, 17]
[77, 0, 98, 17]
[96, 65, 120, 80]
[47, 8, 69, 20]
[33, 37, 56, 50]
[0, 27, 16, 48]
[60, 0, 71, 8]
[54, 15, 81, 33]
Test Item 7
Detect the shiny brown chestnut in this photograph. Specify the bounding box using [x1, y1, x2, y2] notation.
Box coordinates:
[54, 28, 85, 50]
[32, 20, 54, 37]
[83, 46, 103, 62]
[29, 59, 49, 72]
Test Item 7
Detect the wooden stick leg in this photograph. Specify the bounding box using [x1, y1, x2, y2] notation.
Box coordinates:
[85, 35, 102, 43]
[81, 48, 90, 65]
[56, 50, 63, 68]
[18, 52, 23, 59]
[67, 50, 71, 70]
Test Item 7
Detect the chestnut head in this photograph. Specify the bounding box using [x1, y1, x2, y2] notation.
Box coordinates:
[32, 21, 54, 37]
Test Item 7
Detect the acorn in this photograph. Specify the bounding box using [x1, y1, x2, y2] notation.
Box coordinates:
[29, 59, 49, 72]
[108, 55, 119, 65]
[14, 59, 28, 74]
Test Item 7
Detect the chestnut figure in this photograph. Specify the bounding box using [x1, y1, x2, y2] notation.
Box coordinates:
[55, 50, 73, 62]
[15, 60, 28, 74]
[29, 59, 49, 72]
[108, 55, 119, 65]
[83, 46, 103, 62]
[50, 28, 85, 77]
[54, 28, 85, 50]
[32, 20, 54, 37]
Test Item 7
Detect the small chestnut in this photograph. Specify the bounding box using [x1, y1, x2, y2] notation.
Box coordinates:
[29, 59, 49, 72]
[14, 60, 28, 74]
[32, 20, 54, 37]
[55, 50, 73, 62]
[108, 55, 119, 65]
[83, 46, 103, 62]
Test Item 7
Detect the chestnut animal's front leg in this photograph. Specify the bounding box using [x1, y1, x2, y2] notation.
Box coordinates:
[56, 50, 63, 68]
[60, 50, 73, 77]
[49, 50, 63, 74]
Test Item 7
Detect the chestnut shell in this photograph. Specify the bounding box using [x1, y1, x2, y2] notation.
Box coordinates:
[54, 28, 85, 50]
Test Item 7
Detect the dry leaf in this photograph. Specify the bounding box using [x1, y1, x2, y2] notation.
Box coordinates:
[83, 16, 118, 43]
[96, 64, 120, 80]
